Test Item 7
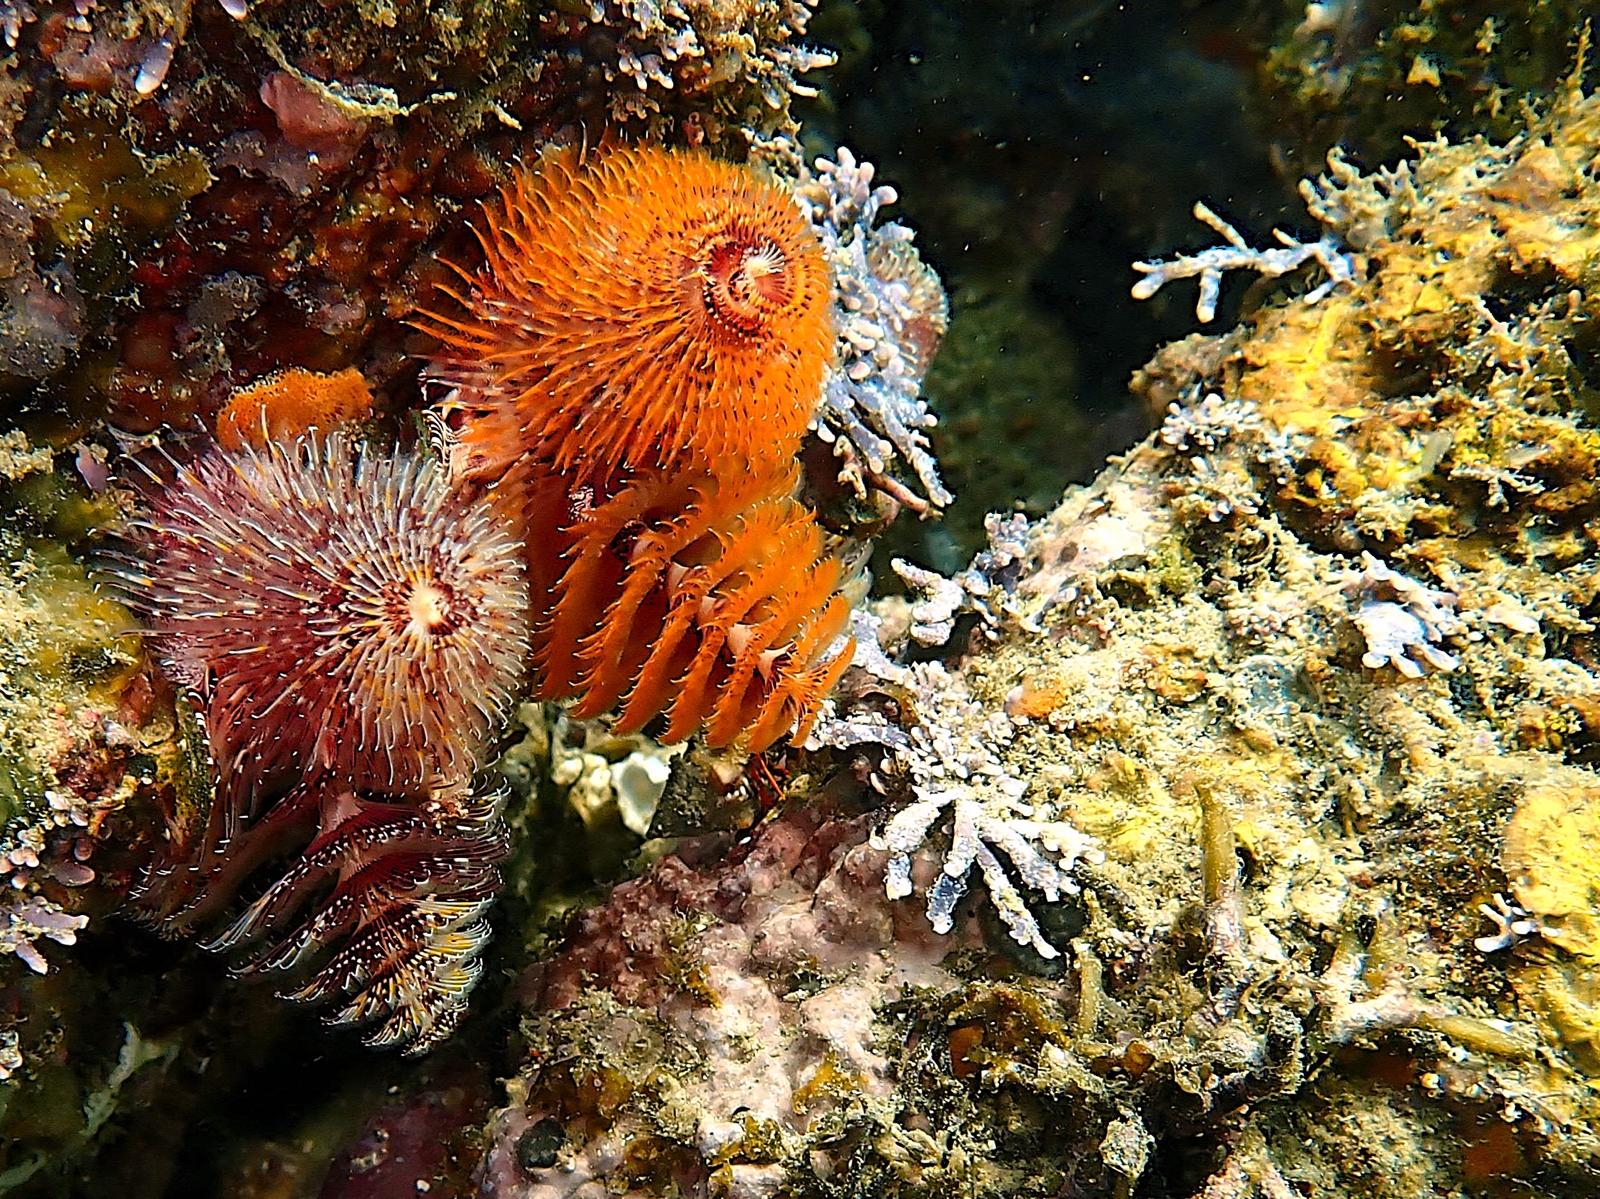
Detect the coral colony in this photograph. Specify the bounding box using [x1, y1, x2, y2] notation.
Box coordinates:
[797, 148, 952, 511]
[15, 0, 1600, 1190]
[809, 649, 1101, 960]
[1131, 199, 1358, 322]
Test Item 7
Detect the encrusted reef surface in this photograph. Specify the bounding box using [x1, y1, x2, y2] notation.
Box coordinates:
[0, 426, 229, 1194]
[0, 0, 828, 436]
[4, 1, 1600, 1197]
[1250, 0, 1595, 177]
[472, 74, 1600, 1198]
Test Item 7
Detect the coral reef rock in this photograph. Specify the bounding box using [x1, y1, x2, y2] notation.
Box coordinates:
[0, 0, 830, 435]
[480, 75, 1600, 1197]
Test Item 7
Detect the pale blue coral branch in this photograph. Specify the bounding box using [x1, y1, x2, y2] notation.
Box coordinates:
[1131, 200, 1358, 323]
[811, 606, 1099, 961]
[797, 148, 952, 509]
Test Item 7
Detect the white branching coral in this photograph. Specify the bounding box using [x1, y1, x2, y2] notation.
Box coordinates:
[595, 0, 835, 132]
[0, 785, 97, 974]
[1343, 552, 1463, 678]
[1298, 145, 1420, 251]
[1131, 200, 1358, 323]
[1474, 892, 1539, 955]
[876, 665, 1098, 959]
[1159, 391, 1265, 453]
[808, 615, 1098, 960]
[892, 512, 1034, 646]
[1, 894, 88, 976]
[795, 148, 951, 511]
[1155, 390, 1305, 518]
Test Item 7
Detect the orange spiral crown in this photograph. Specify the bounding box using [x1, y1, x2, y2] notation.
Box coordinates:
[420, 143, 835, 485]
[418, 143, 855, 752]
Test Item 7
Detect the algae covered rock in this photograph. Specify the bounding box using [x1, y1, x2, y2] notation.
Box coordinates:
[0, 431, 207, 1194]
[1502, 778, 1600, 965]
[1252, 0, 1595, 177]
[7, 3, 1600, 1197]
[479, 75, 1600, 1197]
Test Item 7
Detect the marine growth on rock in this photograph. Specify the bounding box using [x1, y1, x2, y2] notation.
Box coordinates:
[796, 147, 952, 511]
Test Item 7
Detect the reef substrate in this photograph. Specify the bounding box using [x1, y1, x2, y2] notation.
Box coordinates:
[474, 73, 1600, 1199]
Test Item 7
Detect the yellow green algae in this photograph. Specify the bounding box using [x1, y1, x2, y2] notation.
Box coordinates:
[1253, 0, 1596, 178]
[0, 431, 137, 827]
[0, 430, 213, 1194]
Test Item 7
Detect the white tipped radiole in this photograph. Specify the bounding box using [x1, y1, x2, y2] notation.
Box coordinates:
[123, 430, 529, 1054]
